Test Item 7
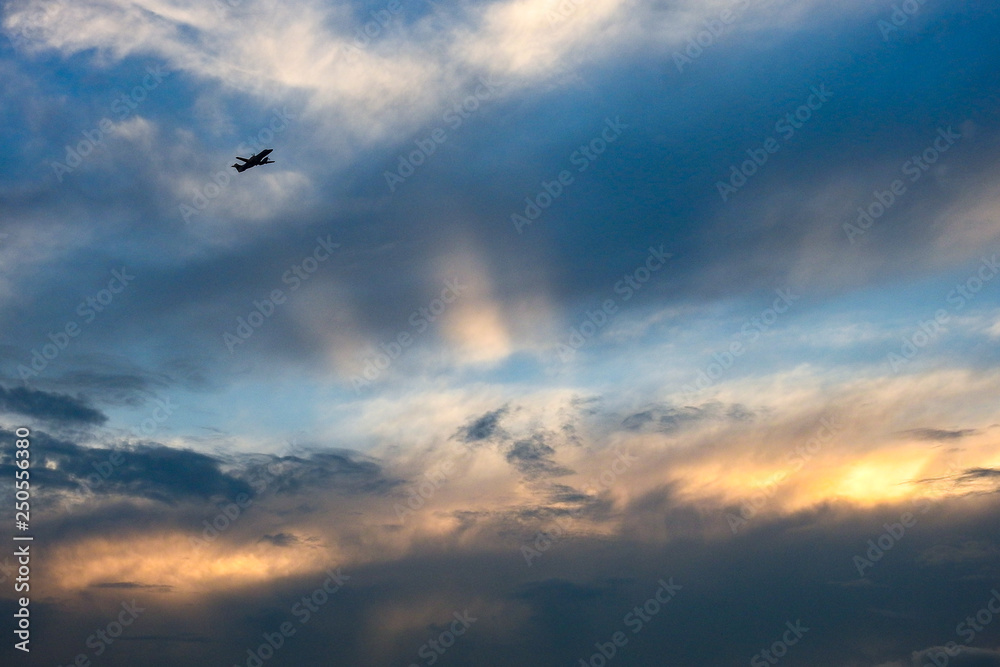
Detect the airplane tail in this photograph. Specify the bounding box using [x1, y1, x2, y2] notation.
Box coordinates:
[231, 163, 247, 172]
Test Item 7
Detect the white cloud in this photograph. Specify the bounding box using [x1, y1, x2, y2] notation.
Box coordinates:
[4, 0, 873, 149]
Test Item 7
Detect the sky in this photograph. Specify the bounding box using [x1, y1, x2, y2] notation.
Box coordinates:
[1, 0, 1000, 665]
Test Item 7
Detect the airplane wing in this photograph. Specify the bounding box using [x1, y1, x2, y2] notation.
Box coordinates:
[232, 149, 274, 171]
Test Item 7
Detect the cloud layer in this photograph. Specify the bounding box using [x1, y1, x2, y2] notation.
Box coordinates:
[1, 0, 1000, 665]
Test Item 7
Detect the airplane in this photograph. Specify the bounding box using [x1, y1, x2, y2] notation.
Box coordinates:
[232, 149, 274, 172]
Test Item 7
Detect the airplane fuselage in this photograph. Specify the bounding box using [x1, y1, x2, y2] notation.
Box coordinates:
[232, 149, 274, 172]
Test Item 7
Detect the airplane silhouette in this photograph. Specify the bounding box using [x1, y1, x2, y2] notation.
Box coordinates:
[232, 149, 274, 172]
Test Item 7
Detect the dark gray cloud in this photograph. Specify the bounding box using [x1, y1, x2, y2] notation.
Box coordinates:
[257, 532, 300, 547]
[916, 540, 1000, 566]
[544, 483, 592, 505]
[958, 467, 1000, 480]
[0, 428, 397, 511]
[955, 468, 1000, 489]
[454, 405, 510, 444]
[117, 634, 214, 644]
[240, 450, 399, 497]
[0, 384, 106, 424]
[621, 401, 754, 433]
[920, 466, 1000, 491]
[95, 445, 247, 505]
[504, 433, 573, 480]
[91, 582, 173, 592]
[2, 396, 998, 667]
[11, 492, 999, 667]
[0, 428, 210, 503]
[903, 428, 979, 441]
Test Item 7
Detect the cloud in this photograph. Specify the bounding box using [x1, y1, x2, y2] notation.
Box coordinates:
[504, 433, 573, 480]
[454, 405, 510, 444]
[0, 384, 107, 424]
[257, 532, 300, 547]
[3, 1, 1000, 665]
[903, 428, 979, 441]
[240, 449, 399, 496]
[958, 467, 1000, 480]
[2, 0, 999, 393]
[0, 427, 250, 504]
[917, 540, 1000, 566]
[117, 633, 213, 643]
[0, 0, 883, 155]
[620, 401, 754, 433]
[910, 647, 1000, 667]
[23, 488, 1000, 666]
[7, 375, 1000, 665]
[90, 581, 173, 591]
